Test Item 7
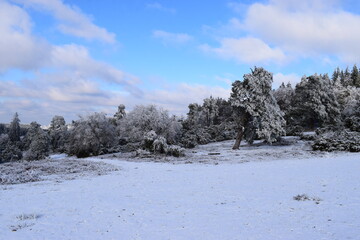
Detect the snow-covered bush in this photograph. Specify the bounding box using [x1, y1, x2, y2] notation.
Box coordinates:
[153, 136, 168, 154]
[312, 130, 360, 152]
[118, 105, 182, 144]
[286, 125, 304, 136]
[0, 139, 22, 163]
[68, 113, 116, 158]
[135, 149, 152, 158]
[139, 131, 184, 157]
[166, 145, 185, 157]
[180, 128, 211, 148]
[143, 130, 157, 150]
[179, 131, 198, 148]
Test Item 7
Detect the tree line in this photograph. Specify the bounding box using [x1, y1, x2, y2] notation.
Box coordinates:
[1, 65, 360, 162]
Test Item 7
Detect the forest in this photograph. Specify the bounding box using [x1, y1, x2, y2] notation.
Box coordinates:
[1, 65, 360, 163]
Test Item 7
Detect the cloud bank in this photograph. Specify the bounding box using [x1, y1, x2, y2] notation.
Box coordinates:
[203, 0, 360, 64]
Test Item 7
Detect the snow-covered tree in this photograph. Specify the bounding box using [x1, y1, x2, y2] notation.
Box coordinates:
[342, 87, 360, 131]
[118, 105, 182, 144]
[340, 67, 352, 87]
[274, 82, 295, 116]
[351, 64, 360, 87]
[289, 74, 341, 129]
[0, 124, 6, 135]
[49, 115, 68, 152]
[68, 113, 116, 158]
[8, 112, 21, 142]
[114, 104, 126, 120]
[23, 122, 50, 160]
[202, 96, 219, 126]
[180, 97, 234, 148]
[230, 67, 285, 149]
[332, 67, 341, 83]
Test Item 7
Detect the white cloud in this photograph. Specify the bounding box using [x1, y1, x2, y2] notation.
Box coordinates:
[153, 30, 193, 45]
[200, 37, 287, 64]
[12, 0, 116, 43]
[51, 44, 143, 96]
[243, 0, 360, 63]
[215, 76, 233, 85]
[273, 73, 300, 89]
[0, 1, 142, 124]
[205, 0, 360, 65]
[146, 2, 176, 14]
[0, 1, 51, 71]
[268, 0, 340, 11]
[144, 83, 231, 115]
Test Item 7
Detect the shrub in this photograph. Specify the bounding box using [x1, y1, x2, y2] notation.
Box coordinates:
[312, 130, 360, 152]
[153, 136, 168, 154]
[1, 141, 23, 162]
[166, 145, 185, 157]
[143, 130, 157, 150]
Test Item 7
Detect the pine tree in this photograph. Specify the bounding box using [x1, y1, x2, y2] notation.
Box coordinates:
[351, 65, 360, 86]
[274, 82, 295, 126]
[289, 74, 341, 129]
[8, 113, 21, 142]
[343, 67, 352, 86]
[332, 67, 340, 83]
[202, 96, 219, 126]
[351, 64, 360, 87]
[114, 104, 126, 120]
[49, 115, 68, 152]
[23, 122, 50, 160]
[230, 67, 285, 149]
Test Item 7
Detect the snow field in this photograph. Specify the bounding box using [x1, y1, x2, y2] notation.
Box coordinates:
[1, 152, 360, 240]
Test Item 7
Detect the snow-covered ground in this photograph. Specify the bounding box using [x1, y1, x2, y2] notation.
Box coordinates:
[1, 140, 360, 240]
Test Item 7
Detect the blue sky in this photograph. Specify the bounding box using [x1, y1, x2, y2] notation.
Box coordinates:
[1, 0, 360, 124]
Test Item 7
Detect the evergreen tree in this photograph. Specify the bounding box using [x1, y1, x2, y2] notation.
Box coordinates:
[202, 96, 219, 126]
[230, 67, 285, 149]
[274, 82, 295, 131]
[8, 112, 21, 142]
[332, 67, 341, 83]
[289, 74, 340, 129]
[49, 115, 68, 152]
[0, 123, 6, 135]
[23, 122, 50, 160]
[351, 65, 359, 86]
[343, 67, 352, 86]
[114, 104, 126, 120]
[351, 64, 360, 87]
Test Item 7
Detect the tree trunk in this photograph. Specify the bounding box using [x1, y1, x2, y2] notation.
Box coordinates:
[232, 126, 244, 150]
[232, 111, 247, 150]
